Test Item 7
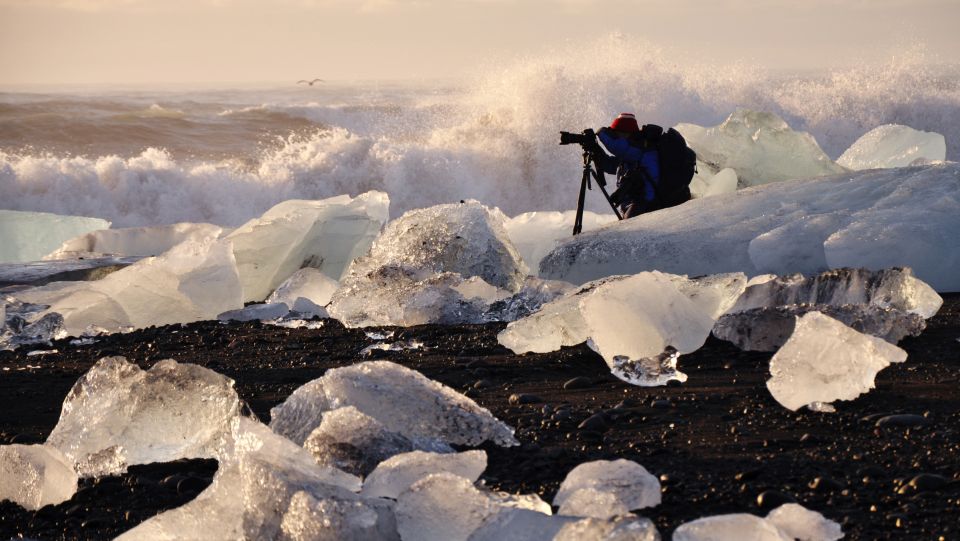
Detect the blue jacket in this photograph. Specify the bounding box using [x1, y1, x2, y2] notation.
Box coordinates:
[597, 129, 660, 203]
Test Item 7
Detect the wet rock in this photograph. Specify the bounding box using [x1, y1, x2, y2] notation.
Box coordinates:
[509, 393, 543, 405]
[473, 379, 494, 390]
[875, 414, 931, 428]
[577, 413, 609, 433]
[563, 377, 593, 390]
[809, 476, 844, 492]
[756, 490, 796, 510]
[176, 476, 208, 496]
[651, 399, 672, 409]
[900, 473, 950, 494]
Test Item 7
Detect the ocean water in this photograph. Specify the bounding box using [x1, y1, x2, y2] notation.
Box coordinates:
[2, 38, 958, 227]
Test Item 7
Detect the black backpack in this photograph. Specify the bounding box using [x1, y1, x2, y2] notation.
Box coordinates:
[639, 124, 697, 209]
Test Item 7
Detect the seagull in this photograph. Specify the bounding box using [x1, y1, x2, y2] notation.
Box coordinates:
[297, 78, 325, 86]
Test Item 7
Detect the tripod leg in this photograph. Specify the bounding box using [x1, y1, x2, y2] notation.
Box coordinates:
[573, 168, 588, 235]
[597, 184, 624, 220]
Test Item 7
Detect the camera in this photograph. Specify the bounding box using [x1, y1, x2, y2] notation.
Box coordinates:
[559, 128, 596, 146]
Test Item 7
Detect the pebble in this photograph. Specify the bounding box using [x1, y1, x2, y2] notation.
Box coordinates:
[563, 376, 593, 390]
[472, 379, 493, 390]
[176, 476, 208, 496]
[756, 490, 796, 510]
[900, 473, 950, 494]
[875, 414, 931, 428]
[809, 476, 844, 492]
[577, 413, 609, 432]
[509, 393, 543, 405]
[651, 399, 672, 409]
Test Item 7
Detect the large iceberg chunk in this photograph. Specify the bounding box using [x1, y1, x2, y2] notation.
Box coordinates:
[117, 418, 363, 540]
[363, 450, 487, 499]
[553, 459, 660, 519]
[676, 110, 846, 187]
[0, 444, 78, 510]
[44, 222, 223, 260]
[837, 124, 946, 170]
[540, 164, 960, 292]
[504, 210, 616, 272]
[45, 356, 241, 477]
[767, 312, 908, 411]
[14, 228, 243, 336]
[0, 209, 110, 264]
[270, 360, 518, 448]
[328, 201, 527, 327]
[498, 272, 745, 386]
[227, 192, 389, 302]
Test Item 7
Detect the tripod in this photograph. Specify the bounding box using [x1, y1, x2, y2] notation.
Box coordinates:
[573, 151, 623, 235]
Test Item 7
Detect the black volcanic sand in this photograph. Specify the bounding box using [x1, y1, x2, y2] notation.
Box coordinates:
[2, 295, 959, 540]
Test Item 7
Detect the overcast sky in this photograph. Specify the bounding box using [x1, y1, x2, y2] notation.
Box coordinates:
[1, 0, 958, 85]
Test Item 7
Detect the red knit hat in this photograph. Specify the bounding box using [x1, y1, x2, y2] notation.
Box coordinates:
[610, 113, 639, 133]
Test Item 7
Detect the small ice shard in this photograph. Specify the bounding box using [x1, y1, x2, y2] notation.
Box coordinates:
[553, 515, 661, 541]
[483, 276, 577, 323]
[806, 402, 836, 413]
[499, 272, 741, 386]
[767, 312, 908, 411]
[676, 110, 846, 187]
[69, 337, 97, 346]
[270, 360, 517, 448]
[359, 339, 425, 356]
[279, 490, 400, 541]
[553, 459, 661, 519]
[45, 356, 241, 477]
[673, 513, 791, 541]
[117, 418, 362, 540]
[713, 303, 927, 352]
[1, 305, 67, 352]
[363, 450, 487, 499]
[612, 347, 687, 387]
[396, 473, 494, 541]
[217, 302, 291, 322]
[504, 210, 616, 272]
[266, 319, 325, 329]
[328, 200, 528, 327]
[365, 331, 395, 340]
[227, 192, 389, 302]
[729, 267, 942, 319]
[45, 222, 224, 260]
[15, 227, 243, 336]
[0, 444, 78, 510]
[838, 124, 946, 170]
[25, 349, 58, 356]
[765, 503, 843, 541]
[266, 267, 339, 313]
[0, 209, 111, 264]
[486, 491, 552, 515]
[303, 406, 418, 477]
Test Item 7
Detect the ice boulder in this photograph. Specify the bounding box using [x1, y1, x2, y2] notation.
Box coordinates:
[303, 407, 419, 477]
[498, 272, 745, 386]
[227, 192, 389, 302]
[280, 490, 399, 541]
[266, 267, 339, 314]
[466, 508, 578, 541]
[0, 444, 78, 510]
[270, 361, 518, 448]
[730, 268, 943, 318]
[553, 459, 660, 519]
[676, 110, 846, 187]
[363, 450, 487, 499]
[44, 222, 223, 260]
[117, 418, 363, 540]
[767, 312, 908, 411]
[673, 504, 841, 541]
[505, 210, 617, 272]
[838, 124, 946, 170]
[0, 209, 110, 264]
[553, 515, 660, 541]
[540, 164, 960, 292]
[14, 227, 243, 336]
[45, 356, 241, 477]
[765, 503, 843, 541]
[328, 200, 527, 327]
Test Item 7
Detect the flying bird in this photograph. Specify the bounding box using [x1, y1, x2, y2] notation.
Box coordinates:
[297, 78, 325, 86]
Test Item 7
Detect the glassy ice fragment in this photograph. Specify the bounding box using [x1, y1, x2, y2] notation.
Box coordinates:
[303, 407, 417, 477]
[553, 460, 661, 518]
[0, 444, 78, 510]
[554, 515, 661, 541]
[363, 450, 487, 500]
[673, 513, 791, 541]
[765, 503, 843, 541]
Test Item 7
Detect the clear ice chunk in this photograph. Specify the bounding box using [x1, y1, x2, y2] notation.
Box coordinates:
[0, 444, 78, 510]
[266, 267, 339, 314]
[729, 267, 942, 319]
[838, 124, 946, 170]
[676, 110, 846, 187]
[280, 490, 400, 541]
[611, 347, 688, 387]
[713, 303, 927, 351]
[328, 200, 528, 327]
[0, 209, 111, 264]
[673, 513, 792, 541]
[553, 460, 661, 519]
[539, 164, 960, 293]
[504, 210, 616, 273]
[553, 515, 661, 541]
[767, 312, 908, 411]
[395, 473, 495, 541]
[363, 450, 487, 499]
[765, 503, 843, 541]
[117, 418, 361, 540]
[466, 508, 578, 541]
[303, 407, 418, 477]
[483, 276, 576, 323]
[1, 300, 67, 352]
[227, 192, 389, 302]
[270, 360, 517, 448]
[45, 356, 241, 477]
[44, 222, 224, 260]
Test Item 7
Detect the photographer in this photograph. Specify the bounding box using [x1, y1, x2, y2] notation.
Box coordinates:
[590, 113, 661, 219]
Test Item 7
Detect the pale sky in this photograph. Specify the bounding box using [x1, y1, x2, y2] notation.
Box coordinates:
[1, 0, 958, 85]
